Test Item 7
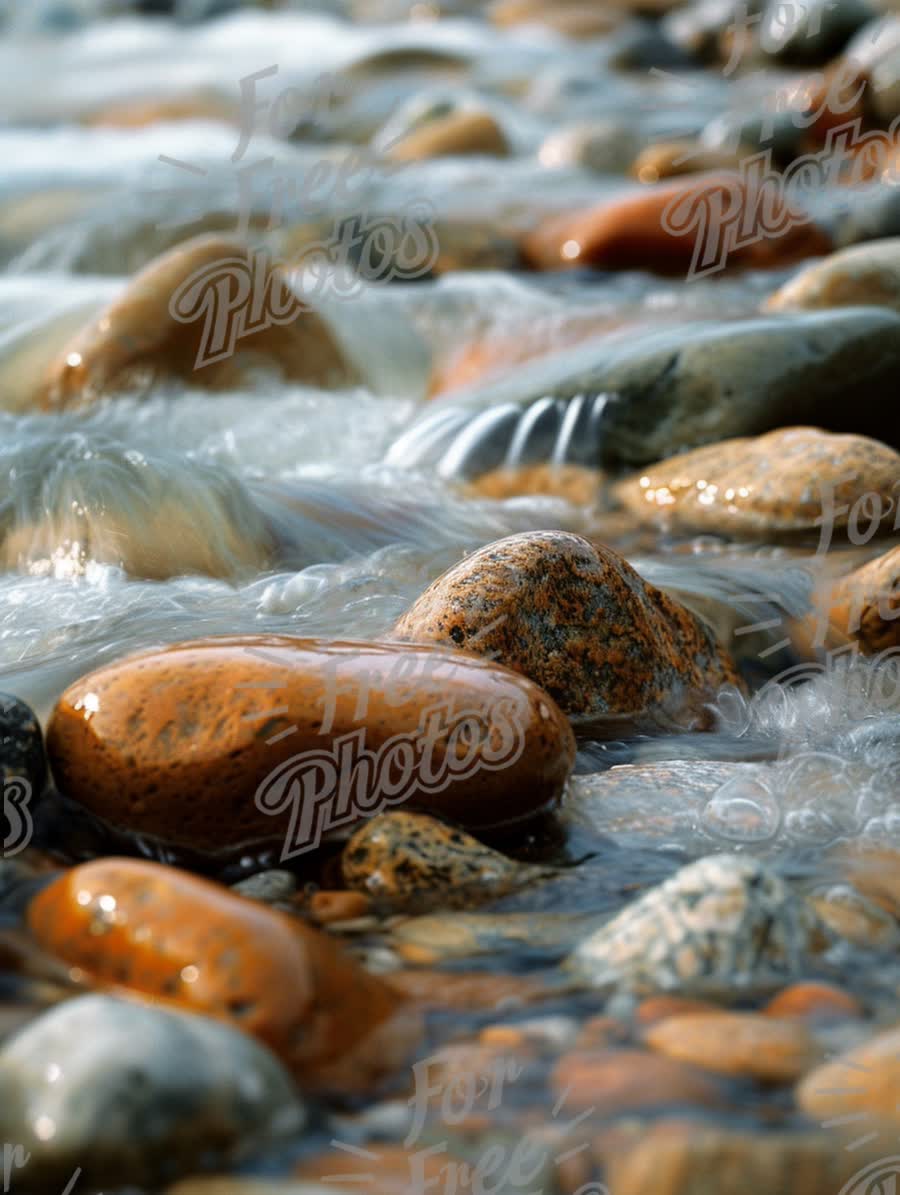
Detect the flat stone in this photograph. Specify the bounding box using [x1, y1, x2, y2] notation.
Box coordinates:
[645, 1011, 824, 1082]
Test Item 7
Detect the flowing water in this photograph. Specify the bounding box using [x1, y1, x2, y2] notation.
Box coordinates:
[1, 1, 900, 1191]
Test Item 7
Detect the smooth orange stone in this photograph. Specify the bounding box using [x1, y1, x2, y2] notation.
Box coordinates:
[46, 636, 575, 855]
[634, 995, 727, 1028]
[645, 1012, 823, 1083]
[764, 982, 863, 1022]
[522, 173, 831, 275]
[26, 858, 411, 1090]
[631, 140, 758, 183]
[552, 1048, 728, 1113]
[307, 890, 372, 924]
[386, 111, 508, 161]
[38, 235, 355, 408]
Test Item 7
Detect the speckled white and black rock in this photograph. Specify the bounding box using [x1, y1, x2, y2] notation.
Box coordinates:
[565, 855, 829, 998]
[0, 995, 304, 1192]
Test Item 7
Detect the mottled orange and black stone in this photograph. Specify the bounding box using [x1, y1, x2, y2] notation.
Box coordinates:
[390, 531, 740, 729]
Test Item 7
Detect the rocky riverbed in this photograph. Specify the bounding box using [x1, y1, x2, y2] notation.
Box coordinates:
[1, 1, 900, 1192]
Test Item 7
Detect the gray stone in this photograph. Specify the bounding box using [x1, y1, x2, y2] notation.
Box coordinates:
[388, 308, 900, 472]
[0, 995, 304, 1192]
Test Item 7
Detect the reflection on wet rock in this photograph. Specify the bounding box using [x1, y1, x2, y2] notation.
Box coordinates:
[391, 531, 740, 728]
[614, 427, 900, 540]
[27, 859, 412, 1089]
[0, 994, 303, 1193]
[566, 855, 828, 996]
[46, 635, 575, 854]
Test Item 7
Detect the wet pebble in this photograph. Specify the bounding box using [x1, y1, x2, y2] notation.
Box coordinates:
[37, 234, 355, 408]
[763, 980, 864, 1022]
[552, 1047, 729, 1114]
[391, 531, 740, 729]
[797, 1024, 900, 1132]
[0, 994, 303, 1193]
[601, 1118, 875, 1195]
[804, 545, 900, 655]
[46, 635, 574, 855]
[385, 110, 509, 160]
[26, 858, 413, 1090]
[613, 427, 900, 540]
[231, 870, 298, 905]
[767, 238, 900, 314]
[565, 855, 829, 997]
[645, 1011, 824, 1082]
[341, 811, 553, 912]
[521, 173, 830, 273]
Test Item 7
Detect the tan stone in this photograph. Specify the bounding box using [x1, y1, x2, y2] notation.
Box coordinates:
[797, 1024, 900, 1132]
[38, 234, 355, 408]
[645, 1012, 823, 1082]
[614, 427, 900, 539]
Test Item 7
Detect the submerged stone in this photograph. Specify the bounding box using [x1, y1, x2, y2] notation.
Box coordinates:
[565, 855, 829, 996]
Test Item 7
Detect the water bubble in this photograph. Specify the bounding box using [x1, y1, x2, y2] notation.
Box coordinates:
[700, 775, 781, 843]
